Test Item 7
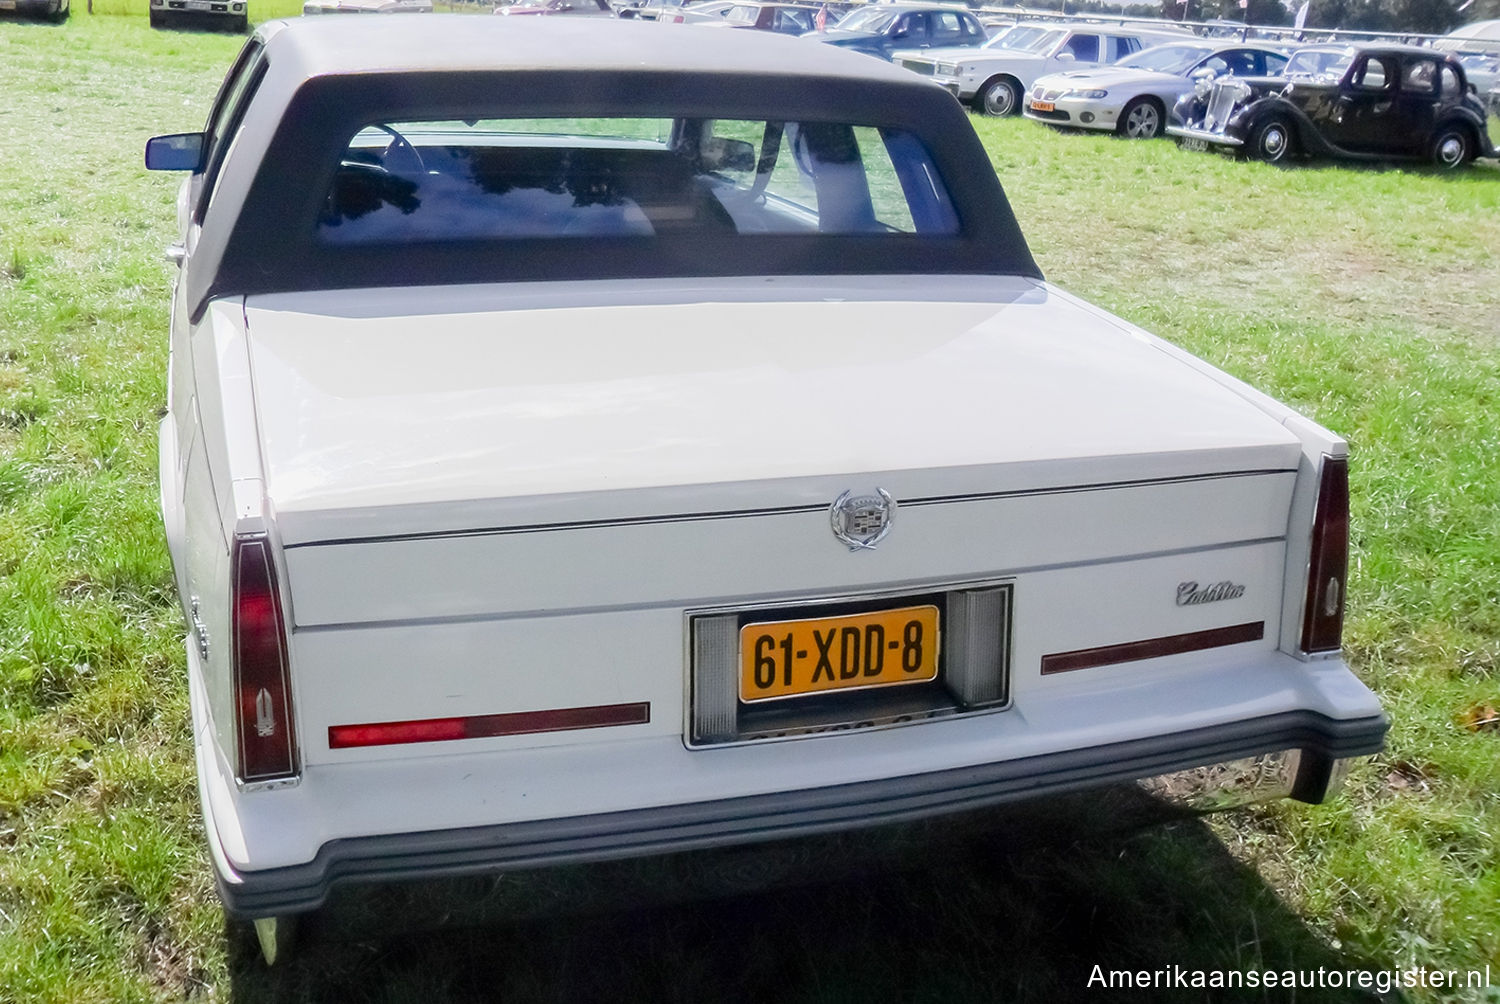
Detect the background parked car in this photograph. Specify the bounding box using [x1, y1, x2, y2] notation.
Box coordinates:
[1026, 41, 1287, 139]
[812, 4, 987, 62]
[616, 0, 687, 19]
[658, 0, 736, 22]
[304, 0, 430, 13]
[928, 23, 1188, 116]
[149, 0, 247, 31]
[0, 0, 69, 23]
[896, 21, 1073, 83]
[495, 0, 616, 16]
[1168, 43, 1497, 168]
[709, 1, 823, 34]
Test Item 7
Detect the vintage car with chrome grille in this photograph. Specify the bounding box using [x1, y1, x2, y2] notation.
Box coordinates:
[1168, 43, 1497, 167]
[1169, 44, 1348, 142]
[146, 15, 1386, 964]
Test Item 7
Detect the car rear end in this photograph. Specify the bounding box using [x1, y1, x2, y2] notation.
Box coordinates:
[154, 17, 1384, 940]
[185, 275, 1383, 921]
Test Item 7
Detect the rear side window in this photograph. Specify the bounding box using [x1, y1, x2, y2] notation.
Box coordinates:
[1106, 35, 1139, 61]
[1063, 34, 1100, 62]
[1352, 56, 1395, 91]
[1403, 59, 1438, 95]
[1439, 64, 1462, 96]
[318, 117, 960, 245]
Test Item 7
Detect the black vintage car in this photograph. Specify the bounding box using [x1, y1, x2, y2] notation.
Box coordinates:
[1167, 44, 1497, 169]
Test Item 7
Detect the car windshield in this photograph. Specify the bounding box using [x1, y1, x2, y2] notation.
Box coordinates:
[318, 116, 960, 244]
[724, 3, 757, 22]
[1019, 28, 1066, 54]
[1118, 43, 1215, 73]
[984, 25, 1048, 50]
[1284, 48, 1353, 78]
[834, 6, 896, 31]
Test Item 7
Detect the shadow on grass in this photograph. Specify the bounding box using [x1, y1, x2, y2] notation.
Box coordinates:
[226, 787, 1388, 1004]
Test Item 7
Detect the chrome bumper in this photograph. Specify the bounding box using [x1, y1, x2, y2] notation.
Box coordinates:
[1166, 125, 1243, 148]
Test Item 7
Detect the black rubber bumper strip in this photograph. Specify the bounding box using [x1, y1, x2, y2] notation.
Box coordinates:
[216, 709, 1387, 917]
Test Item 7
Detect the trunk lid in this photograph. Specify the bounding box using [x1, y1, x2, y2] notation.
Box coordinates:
[243, 275, 1300, 545]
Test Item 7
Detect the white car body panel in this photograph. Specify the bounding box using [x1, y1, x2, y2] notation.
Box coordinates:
[243, 276, 1297, 539]
[1026, 66, 1198, 132]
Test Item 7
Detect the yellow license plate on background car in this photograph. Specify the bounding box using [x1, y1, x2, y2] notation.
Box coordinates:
[1031, 101, 1055, 113]
[739, 605, 940, 702]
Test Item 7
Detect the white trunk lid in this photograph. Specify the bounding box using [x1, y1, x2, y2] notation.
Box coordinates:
[243, 275, 1300, 545]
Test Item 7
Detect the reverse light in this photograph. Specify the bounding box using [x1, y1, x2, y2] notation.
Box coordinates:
[1300, 455, 1349, 654]
[231, 533, 299, 783]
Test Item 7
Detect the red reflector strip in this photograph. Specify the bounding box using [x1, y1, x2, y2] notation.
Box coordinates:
[1040, 622, 1265, 676]
[328, 702, 651, 749]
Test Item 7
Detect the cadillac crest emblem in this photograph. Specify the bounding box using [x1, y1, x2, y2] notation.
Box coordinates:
[830, 489, 896, 551]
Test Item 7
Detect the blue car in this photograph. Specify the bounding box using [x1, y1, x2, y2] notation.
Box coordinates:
[812, 4, 986, 62]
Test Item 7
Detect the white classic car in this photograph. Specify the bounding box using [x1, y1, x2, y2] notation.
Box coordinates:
[1024, 41, 1288, 139]
[924, 21, 1190, 116]
[893, 21, 1052, 83]
[146, 15, 1385, 964]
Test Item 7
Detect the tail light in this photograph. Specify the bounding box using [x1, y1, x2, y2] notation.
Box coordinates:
[1300, 455, 1348, 654]
[231, 533, 299, 783]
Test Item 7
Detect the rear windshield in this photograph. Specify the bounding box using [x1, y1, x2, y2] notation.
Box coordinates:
[319, 117, 960, 245]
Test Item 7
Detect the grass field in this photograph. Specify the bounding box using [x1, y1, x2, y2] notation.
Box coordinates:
[1, 12, 1498, 1003]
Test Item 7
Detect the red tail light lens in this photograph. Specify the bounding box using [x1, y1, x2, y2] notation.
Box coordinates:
[1300, 456, 1348, 654]
[232, 534, 299, 782]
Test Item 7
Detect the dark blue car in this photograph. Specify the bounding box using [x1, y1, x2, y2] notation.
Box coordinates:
[812, 4, 987, 62]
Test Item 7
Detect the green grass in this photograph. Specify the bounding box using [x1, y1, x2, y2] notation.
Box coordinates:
[1, 14, 1498, 1002]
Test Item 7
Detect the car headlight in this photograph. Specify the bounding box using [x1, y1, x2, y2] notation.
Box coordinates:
[1194, 77, 1213, 100]
[1064, 89, 1108, 99]
[935, 63, 957, 76]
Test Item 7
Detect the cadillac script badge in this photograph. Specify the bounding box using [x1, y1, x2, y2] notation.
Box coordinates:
[830, 489, 896, 551]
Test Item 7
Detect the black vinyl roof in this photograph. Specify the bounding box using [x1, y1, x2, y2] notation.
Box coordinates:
[188, 19, 1040, 318]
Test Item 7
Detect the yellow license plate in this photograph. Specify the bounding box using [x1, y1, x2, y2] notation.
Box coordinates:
[739, 605, 940, 703]
[1031, 101, 1055, 113]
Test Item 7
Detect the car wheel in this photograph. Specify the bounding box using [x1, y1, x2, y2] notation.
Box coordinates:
[149, 9, 165, 26]
[1429, 126, 1471, 170]
[1250, 117, 1295, 164]
[232, 13, 248, 30]
[1117, 97, 1164, 139]
[978, 77, 1020, 117]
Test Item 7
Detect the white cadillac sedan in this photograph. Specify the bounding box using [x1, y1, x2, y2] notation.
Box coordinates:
[1025, 41, 1288, 138]
[146, 15, 1384, 964]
